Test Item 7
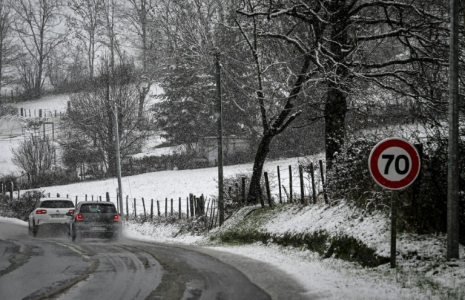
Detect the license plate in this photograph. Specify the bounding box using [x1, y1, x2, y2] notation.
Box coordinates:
[51, 214, 65, 218]
[90, 226, 106, 231]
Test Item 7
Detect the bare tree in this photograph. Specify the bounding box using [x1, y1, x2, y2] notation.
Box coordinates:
[45, 44, 88, 93]
[12, 135, 55, 181]
[0, 0, 18, 96]
[65, 61, 149, 176]
[67, 0, 104, 80]
[11, 0, 67, 99]
[119, 0, 159, 120]
[120, 0, 158, 73]
[101, 0, 127, 72]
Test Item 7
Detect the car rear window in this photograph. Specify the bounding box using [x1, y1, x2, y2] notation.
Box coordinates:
[40, 200, 74, 208]
[79, 204, 117, 213]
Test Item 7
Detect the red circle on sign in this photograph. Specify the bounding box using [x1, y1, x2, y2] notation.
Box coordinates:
[369, 138, 420, 190]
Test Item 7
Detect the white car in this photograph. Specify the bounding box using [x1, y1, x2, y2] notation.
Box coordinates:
[28, 197, 75, 237]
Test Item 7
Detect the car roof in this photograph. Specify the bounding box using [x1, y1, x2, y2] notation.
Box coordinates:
[77, 201, 115, 205]
[39, 197, 73, 202]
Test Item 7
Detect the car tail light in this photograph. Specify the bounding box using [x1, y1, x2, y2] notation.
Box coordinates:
[113, 215, 120, 222]
[75, 214, 84, 221]
[36, 209, 47, 214]
[69, 209, 74, 214]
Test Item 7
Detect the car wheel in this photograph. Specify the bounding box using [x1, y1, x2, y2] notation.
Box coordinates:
[28, 222, 33, 236]
[32, 222, 38, 237]
[71, 227, 80, 242]
[111, 232, 120, 242]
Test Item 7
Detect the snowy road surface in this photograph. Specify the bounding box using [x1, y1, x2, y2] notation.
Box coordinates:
[0, 221, 310, 300]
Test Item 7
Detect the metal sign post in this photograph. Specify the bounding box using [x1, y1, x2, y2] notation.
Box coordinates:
[369, 138, 421, 268]
[390, 190, 397, 268]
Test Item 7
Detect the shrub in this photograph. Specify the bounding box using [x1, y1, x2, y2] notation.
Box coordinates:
[0, 190, 44, 221]
[0, 104, 17, 117]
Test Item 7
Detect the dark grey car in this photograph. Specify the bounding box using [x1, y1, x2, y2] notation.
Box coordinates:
[68, 201, 122, 241]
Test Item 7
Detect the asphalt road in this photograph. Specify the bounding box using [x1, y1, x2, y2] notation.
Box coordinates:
[0, 221, 311, 300]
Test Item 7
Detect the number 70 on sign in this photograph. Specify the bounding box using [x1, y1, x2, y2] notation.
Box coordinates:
[368, 138, 421, 190]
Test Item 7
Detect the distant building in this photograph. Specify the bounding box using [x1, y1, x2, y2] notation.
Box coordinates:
[198, 136, 251, 166]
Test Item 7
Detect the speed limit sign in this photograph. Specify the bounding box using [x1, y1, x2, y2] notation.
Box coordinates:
[368, 138, 421, 190]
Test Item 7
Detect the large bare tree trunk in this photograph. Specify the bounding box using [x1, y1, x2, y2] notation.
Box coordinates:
[247, 132, 274, 206]
[325, 86, 347, 170]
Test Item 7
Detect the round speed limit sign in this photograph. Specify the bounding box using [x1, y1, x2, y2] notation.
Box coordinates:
[368, 138, 421, 190]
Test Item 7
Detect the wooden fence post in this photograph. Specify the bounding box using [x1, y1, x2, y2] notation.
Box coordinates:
[310, 162, 317, 204]
[165, 198, 168, 217]
[205, 199, 210, 228]
[210, 202, 217, 229]
[10, 182, 13, 199]
[151, 199, 154, 221]
[299, 165, 305, 205]
[189, 194, 194, 217]
[194, 197, 198, 216]
[170, 198, 173, 216]
[186, 197, 189, 219]
[142, 198, 147, 219]
[277, 166, 282, 203]
[200, 194, 205, 215]
[264, 172, 272, 207]
[75, 196, 78, 206]
[126, 196, 129, 220]
[157, 200, 160, 217]
[319, 160, 328, 204]
[289, 166, 293, 202]
[178, 197, 182, 219]
[133, 198, 137, 218]
[106, 192, 110, 202]
[241, 177, 246, 205]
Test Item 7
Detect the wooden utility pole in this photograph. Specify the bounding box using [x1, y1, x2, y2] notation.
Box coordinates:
[113, 99, 124, 216]
[214, 50, 224, 226]
[447, 0, 460, 260]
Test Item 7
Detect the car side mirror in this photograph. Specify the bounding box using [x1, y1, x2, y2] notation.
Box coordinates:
[66, 212, 73, 217]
